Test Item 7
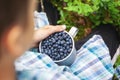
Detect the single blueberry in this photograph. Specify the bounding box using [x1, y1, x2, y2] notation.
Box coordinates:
[60, 52, 64, 56]
[44, 50, 48, 54]
[66, 46, 70, 49]
[60, 49, 63, 52]
[53, 52, 57, 56]
[64, 53, 67, 57]
[43, 46, 47, 49]
[50, 47, 54, 50]
[44, 43, 47, 46]
[53, 44, 57, 48]
[61, 56, 65, 59]
[60, 40, 65, 44]
[64, 50, 67, 53]
[58, 32, 62, 36]
[57, 41, 61, 45]
[58, 36, 62, 40]
[66, 42, 70, 45]
[70, 45, 72, 48]
[51, 50, 55, 53]
[54, 33, 58, 36]
[63, 43, 67, 46]
[68, 49, 71, 53]
[54, 48, 57, 52]
[46, 40, 49, 43]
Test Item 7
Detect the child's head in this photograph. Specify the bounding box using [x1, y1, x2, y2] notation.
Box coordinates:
[0, 0, 36, 59]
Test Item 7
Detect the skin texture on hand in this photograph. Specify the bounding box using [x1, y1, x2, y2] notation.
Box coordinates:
[32, 25, 66, 47]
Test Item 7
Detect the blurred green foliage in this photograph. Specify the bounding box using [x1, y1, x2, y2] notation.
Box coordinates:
[50, 0, 120, 40]
[114, 55, 120, 68]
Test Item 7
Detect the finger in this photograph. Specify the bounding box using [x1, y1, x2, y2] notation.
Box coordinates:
[51, 25, 66, 32]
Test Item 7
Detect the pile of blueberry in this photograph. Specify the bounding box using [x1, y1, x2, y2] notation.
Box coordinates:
[40, 31, 73, 61]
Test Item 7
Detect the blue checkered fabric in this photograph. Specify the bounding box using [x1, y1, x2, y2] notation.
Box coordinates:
[15, 35, 114, 80]
[115, 65, 120, 79]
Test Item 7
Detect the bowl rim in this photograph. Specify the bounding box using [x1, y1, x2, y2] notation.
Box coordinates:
[39, 31, 75, 62]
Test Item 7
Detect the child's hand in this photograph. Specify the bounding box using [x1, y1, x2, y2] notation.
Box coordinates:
[32, 25, 66, 47]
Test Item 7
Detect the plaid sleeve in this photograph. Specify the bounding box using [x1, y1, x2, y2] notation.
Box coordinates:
[15, 51, 58, 71]
[17, 69, 79, 80]
[70, 35, 114, 80]
[15, 51, 79, 80]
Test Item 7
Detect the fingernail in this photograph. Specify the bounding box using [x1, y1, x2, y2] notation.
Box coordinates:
[62, 25, 66, 29]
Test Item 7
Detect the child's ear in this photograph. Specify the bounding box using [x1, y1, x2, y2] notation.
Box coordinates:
[3, 25, 24, 57]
